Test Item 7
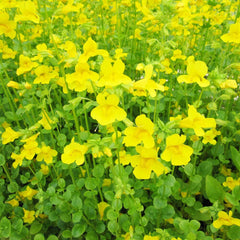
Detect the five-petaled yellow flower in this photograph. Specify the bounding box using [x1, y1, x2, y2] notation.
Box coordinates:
[177, 57, 209, 87]
[123, 114, 155, 148]
[61, 138, 88, 165]
[161, 134, 193, 166]
[213, 211, 240, 229]
[91, 92, 127, 125]
[179, 105, 216, 136]
[131, 146, 169, 179]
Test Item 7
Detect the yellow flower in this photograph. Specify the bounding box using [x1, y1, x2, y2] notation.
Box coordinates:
[66, 61, 99, 92]
[179, 105, 216, 136]
[33, 65, 58, 84]
[38, 110, 54, 130]
[97, 58, 132, 88]
[21, 133, 40, 160]
[61, 138, 88, 165]
[131, 146, 168, 179]
[123, 114, 155, 148]
[213, 211, 240, 229]
[177, 59, 209, 87]
[131, 64, 165, 97]
[15, 1, 40, 23]
[221, 22, 240, 43]
[60, 41, 77, 58]
[114, 48, 128, 60]
[0, 11, 16, 39]
[11, 152, 25, 168]
[161, 134, 193, 166]
[78, 37, 109, 62]
[7, 81, 21, 89]
[16, 55, 38, 76]
[97, 202, 110, 220]
[1, 127, 21, 145]
[202, 128, 220, 145]
[223, 177, 240, 190]
[19, 186, 38, 200]
[144, 235, 160, 240]
[171, 49, 186, 61]
[40, 164, 49, 175]
[220, 79, 238, 89]
[6, 198, 19, 207]
[91, 92, 127, 126]
[36, 145, 57, 164]
[2, 46, 17, 59]
[23, 209, 35, 224]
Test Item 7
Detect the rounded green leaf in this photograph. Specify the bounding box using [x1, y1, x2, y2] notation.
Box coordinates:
[72, 223, 86, 238]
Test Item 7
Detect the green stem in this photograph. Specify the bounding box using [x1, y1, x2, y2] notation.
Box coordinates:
[3, 164, 12, 183]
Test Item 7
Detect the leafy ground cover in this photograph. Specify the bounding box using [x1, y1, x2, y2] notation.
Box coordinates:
[0, 0, 240, 239]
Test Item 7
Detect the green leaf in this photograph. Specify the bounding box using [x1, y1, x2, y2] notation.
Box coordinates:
[85, 177, 98, 190]
[230, 146, 240, 171]
[72, 211, 83, 223]
[72, 195, 83, 209]
[227, 225, 240, 240]
[205, 175, 224, 203]
[62, 230, 72, 238]
[184, 163, 194, 176]
[7, 181, 19, 193]
[72, 223, 86, 238]
[197, 161, 213, 177]
[47, 235, 58, 240]
[107, 220, 119, 235]
[112, 199, 122, 211]
[0, 154, 5, 166]
[58, 178, 65, 188]
[34, 233, 45, 240]
[93, 164, 105, 178]
[30, 221, 42, 235]
[153, 196, 167, 209]
[0, 217, 11, 238]
[57, 134, 66, 147]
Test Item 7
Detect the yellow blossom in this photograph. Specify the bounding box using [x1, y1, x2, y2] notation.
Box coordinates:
[91, 92, 127, 126]
[61, 138, 88, 165]
[11, 152, 25, 168]
[161, 134, 193, 166]
[78, 37, 109, 62]
[221, 22, 240, 43]
[213, 211, 240, 229]
[21, 133, 40, 160]
[40, 164, 49, 175]
[177, 58, 209, 87]
[23, 209, 35, 224]
[1, 127, 21, 145]
[97, 202, 110, 220]
[179, 105, 216, 136]
[16, 55, 38, 76]
[123, 114, 155, 148]
[144, 236, 160, 240]
[6, 198, 19, 207]
[38, 110, 54, 130]
[66, 61, 99, 92]
[131, 64, 165, 97]
[36, 144, 57, 164]
[97, 59, 132, 88]
[223, 177, 240, 190]
[7, 81, 21, 89]
[220, 79, 238, 89]
[19, 186, 38, 200]
[15, 1, 40, 23]
[171, 49, 186, 61]
[0, 11, 16, 39]
[131, 146, 168, 179]
[33, 65, 58, 84]
[202, 128, 220, 145]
